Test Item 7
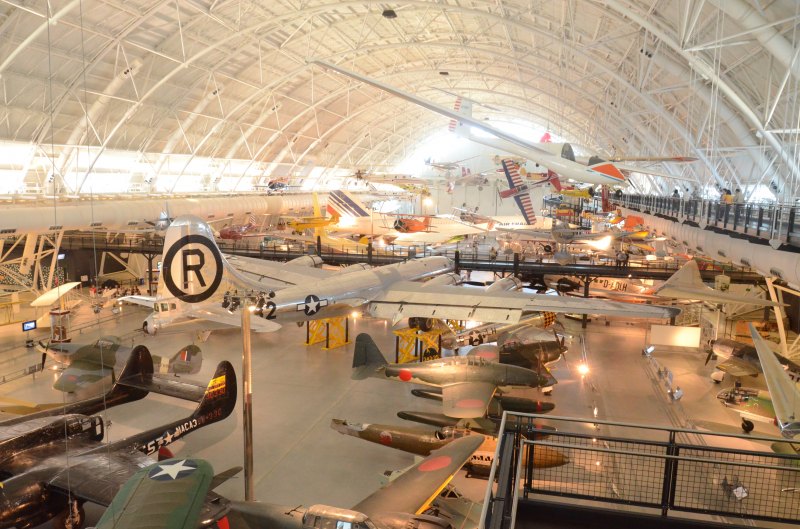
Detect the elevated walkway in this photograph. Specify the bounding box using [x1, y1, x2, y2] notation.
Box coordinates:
[60, 234, 766, 285]
[615, 195, 800, 251]
[482, 413, 800, 529]
[59, 234, 766, 285]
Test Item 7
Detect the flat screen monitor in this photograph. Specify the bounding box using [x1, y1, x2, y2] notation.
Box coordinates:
[22, 320, 36, 332]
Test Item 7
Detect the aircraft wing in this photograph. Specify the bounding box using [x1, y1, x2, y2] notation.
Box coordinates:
[366, 281, 680, 323]
[657, 286, 782, 307]
[750, 325, 800, 438]
[616, 163, 697, 181]
[226, 254, 336, 287]
[496, 226, 552, 240]
[119, 295, 156, 308]
[49, 454, 229, 529]
[352, 435, 482, 517]
[187, 305, 282, 333]
[30, 282, 83, 307]
[93, 458, 216, 529]
[53, 360, 111, 393]
[441, 381, 497, 418]
[715, 357, 759, 378]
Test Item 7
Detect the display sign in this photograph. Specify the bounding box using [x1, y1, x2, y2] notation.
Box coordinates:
[21, 320, 36, 332]
[650, 325, 702, 348]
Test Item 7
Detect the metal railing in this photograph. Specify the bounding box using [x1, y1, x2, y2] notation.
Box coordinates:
[616, 195, 800, 248]
[481, 413, 800, 529]
[60, 234, 765, 284]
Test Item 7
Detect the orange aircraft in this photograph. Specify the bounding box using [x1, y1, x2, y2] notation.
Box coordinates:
[390, 215, 433, 233]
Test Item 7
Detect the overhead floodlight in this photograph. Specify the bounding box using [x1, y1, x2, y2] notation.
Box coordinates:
[382, 9, 397, 18]
[439, 71, 449, 76]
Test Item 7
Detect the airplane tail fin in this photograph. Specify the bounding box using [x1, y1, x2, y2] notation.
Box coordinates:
[327, 190, 371, 219]
[157, 215, 253, 308]
[158, 344, 203, 375]
[107, 345, 155, 404]
[448, 98, 472, 138]
[547, 170, 563, 191]
[192, 360, 237, 422]
[661, 259, 704, 290]
[352, 333, 388, 379]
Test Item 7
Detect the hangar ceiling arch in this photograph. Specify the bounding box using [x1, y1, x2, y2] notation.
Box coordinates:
[0, 0, 796, 198]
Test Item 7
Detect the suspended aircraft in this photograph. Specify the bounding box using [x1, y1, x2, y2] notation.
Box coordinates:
[326, 190, 490, 244]
[313, 60, 629, 187]
[120, 215, 679, 336]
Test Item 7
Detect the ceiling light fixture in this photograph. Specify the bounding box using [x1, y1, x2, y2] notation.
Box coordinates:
[382, 9, 397, 19]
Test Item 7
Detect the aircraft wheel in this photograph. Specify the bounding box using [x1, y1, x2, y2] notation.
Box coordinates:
[53, 501, 85, 529]
[418, 318, 433, 332]
[741, 419, 755, 433]
[142, 321, 148, 334]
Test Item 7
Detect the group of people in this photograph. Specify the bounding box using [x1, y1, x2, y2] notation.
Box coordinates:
[720, 188, 744, 204]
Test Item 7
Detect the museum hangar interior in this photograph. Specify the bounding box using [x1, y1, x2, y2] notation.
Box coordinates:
[0, 2, 799, 529]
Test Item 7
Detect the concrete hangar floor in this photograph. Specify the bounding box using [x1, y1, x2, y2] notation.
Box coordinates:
[0, 299, 777, 527]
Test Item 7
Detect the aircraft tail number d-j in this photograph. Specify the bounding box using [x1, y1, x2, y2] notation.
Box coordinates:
[121, 215, 680, 336]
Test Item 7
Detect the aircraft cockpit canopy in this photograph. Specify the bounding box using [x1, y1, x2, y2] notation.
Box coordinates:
[438, 427, 471, 440]
[303, 505, 378, 529]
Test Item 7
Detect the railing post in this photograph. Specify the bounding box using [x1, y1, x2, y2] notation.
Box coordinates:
[661, 430, 678, 516]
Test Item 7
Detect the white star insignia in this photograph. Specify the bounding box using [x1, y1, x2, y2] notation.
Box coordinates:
[163, 430, 174, 444]
[150, 460, 195, 480]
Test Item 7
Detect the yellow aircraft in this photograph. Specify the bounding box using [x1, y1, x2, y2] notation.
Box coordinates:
[282, 197, 338, 234]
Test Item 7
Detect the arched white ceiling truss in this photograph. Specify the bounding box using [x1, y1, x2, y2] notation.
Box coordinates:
[0, 0, 797, 199]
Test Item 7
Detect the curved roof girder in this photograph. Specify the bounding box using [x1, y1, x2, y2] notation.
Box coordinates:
[311, 40, 726, 185]
[603, 0, 798, 194]
[710, 0, 800, 82]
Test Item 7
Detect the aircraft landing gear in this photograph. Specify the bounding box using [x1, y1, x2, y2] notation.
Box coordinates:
[53, 499, 85, 529]
[741, 419, 755, 433]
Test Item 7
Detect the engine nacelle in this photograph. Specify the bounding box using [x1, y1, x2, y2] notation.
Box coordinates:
[286, 255, 324, 268]
[142, 313, 159, 335]
[338, 263, 371, 274]
[423, 273, 462, 287]
[0, 415, 103, 462]
[485, 276, 523, 292]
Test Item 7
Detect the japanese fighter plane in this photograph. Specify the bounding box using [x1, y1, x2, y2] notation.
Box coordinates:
[224, 435, 482, 529]
[351, 333, 556, 418]
[38, 335, 201, 393]
[331, 418, 567, 478]
[0, 359, 236, 529]
[92, 458, 227, 529]
[120, 215, 679, 336]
